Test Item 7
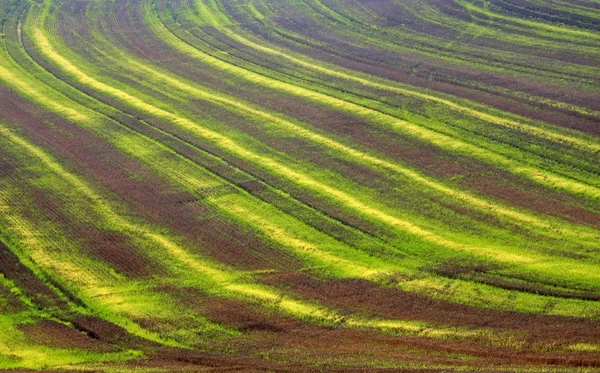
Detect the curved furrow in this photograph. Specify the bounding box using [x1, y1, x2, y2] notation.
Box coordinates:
[246, 0, 600, 126]
[23, 2, 600, 295]
[248, 0, 600, 119]
[0, 120, 504, 346]
[27, 0, 600, 286]
[42, 0, 599, 248]
[59, 11, 600, 255]
[141, 0, 600, 202]
[273, 0, 600, 88]
[196, 0, 600, 152]
[2, 0, 599, 321]
[218, 0, 600, 134]
[2, 0, 600, 370]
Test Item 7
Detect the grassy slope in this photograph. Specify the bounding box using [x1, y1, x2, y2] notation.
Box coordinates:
[0, 0, 599, 371]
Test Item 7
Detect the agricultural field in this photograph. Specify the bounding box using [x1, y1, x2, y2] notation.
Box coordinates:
[0, 0, 599, 370]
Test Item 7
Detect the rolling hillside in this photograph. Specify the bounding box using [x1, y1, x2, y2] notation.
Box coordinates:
[0, 0, 599, 371]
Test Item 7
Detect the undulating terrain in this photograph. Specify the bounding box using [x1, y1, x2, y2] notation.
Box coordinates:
[0, 0, 600, 371]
